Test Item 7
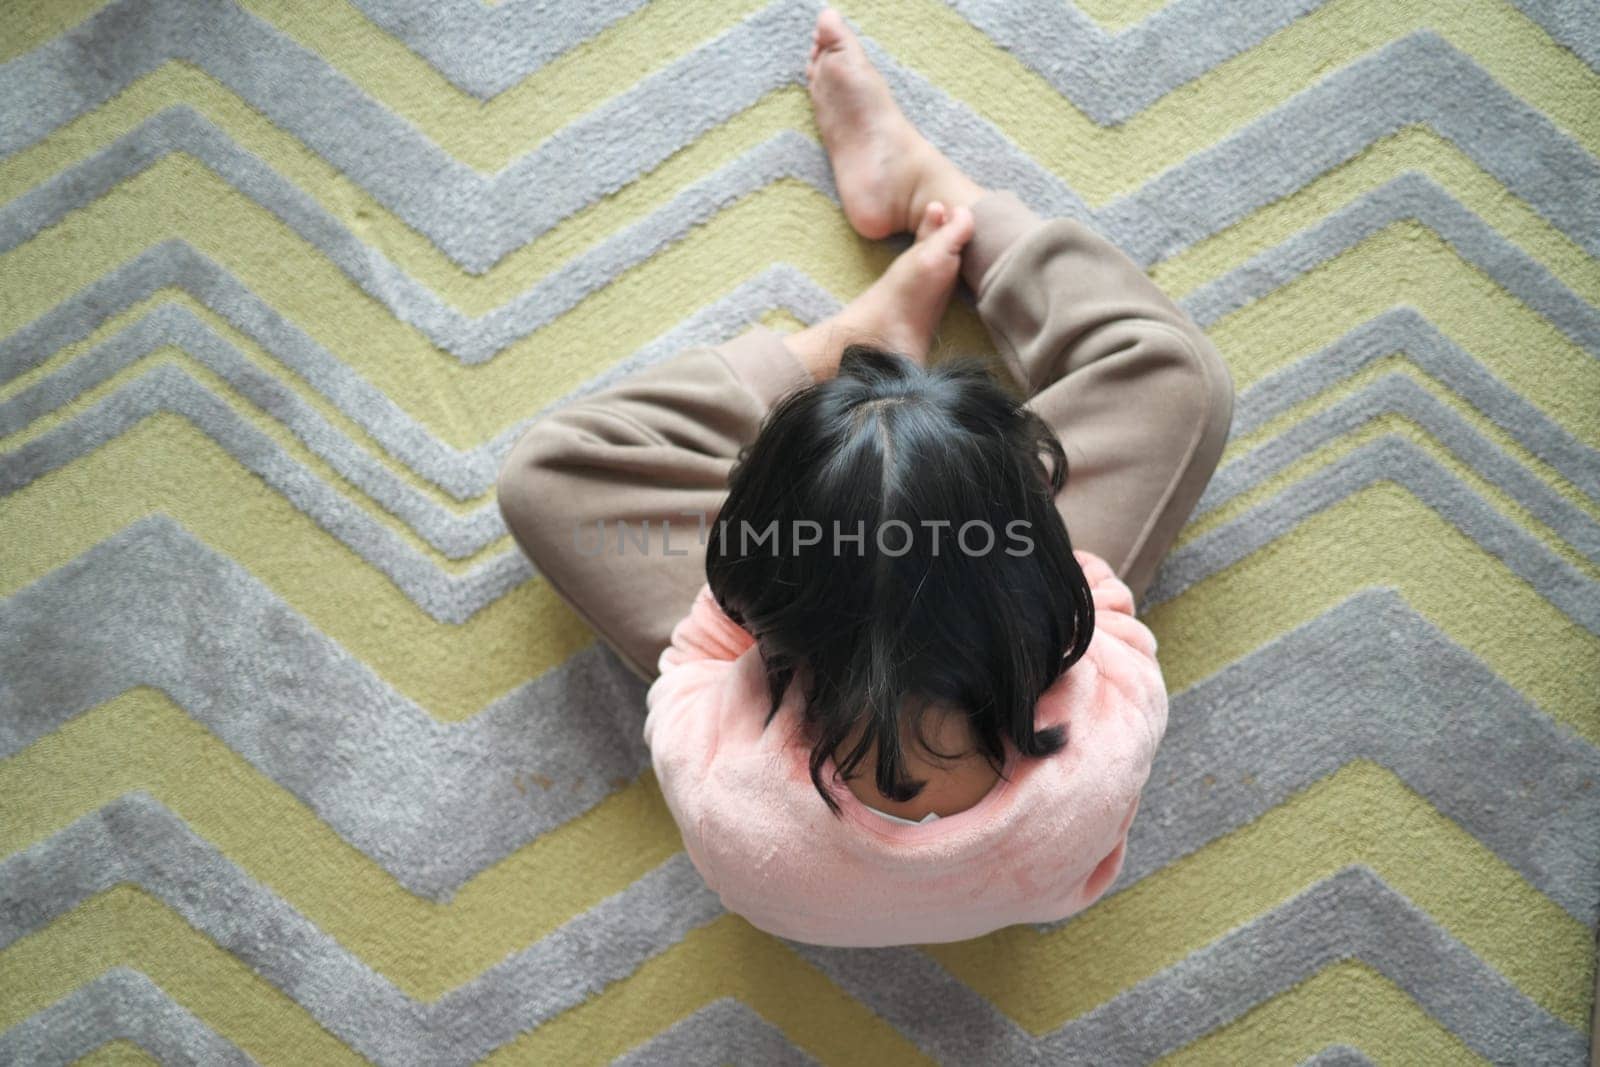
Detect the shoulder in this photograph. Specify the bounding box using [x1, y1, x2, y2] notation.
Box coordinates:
[1049, 550, 1171, 753]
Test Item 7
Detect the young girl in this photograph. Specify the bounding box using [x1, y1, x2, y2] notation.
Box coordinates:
[498, 10, 1232, 947]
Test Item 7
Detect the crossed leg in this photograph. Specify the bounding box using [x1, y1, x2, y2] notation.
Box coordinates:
[496, 9, 1232, 680]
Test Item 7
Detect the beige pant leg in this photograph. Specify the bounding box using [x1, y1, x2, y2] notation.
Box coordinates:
[500, 193, 1232, 681]
[496, 330, 812, 680]
[961, 192, 1235, 604]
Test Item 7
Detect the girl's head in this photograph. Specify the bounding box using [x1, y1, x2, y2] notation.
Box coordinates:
[707, 345, 1095, 815]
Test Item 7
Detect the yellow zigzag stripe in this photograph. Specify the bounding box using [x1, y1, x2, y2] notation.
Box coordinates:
[927, 761, 1592, 1033]
[0, 890, 932, 1066]
[1210, 221, 1600, 451]
[10, 339, 1592, 602]
[1158, 961, 1481, 1065]
[0, 1, 769, 169]
[1149, 124, 1600, 308]
[1150, 481, 1600, 742]
[0, 687, 683, 1001]
[1072, 0, 1178, 33]
[3, 350, 522, 571]
[1213, 353, 1600, 528]
[4, 689, 1588, 1030]
[0, 62, 817, 308]
[6, 171, 1595, 456]
[74, 1039, 162, 1067]
[0, 0, 105, 63]
[5, 53, 1593, 330]
[0, 290, 498, 517]
[31, 0, 1588, 195]
[0, 884, 392, 1064]
[489, 914, 931, 1065]
[0, 286, 995, 525]
[5, 420, 1595, 727]
[0, 415, 595, 722]
[1176, 378, 1600, 579]
[840, 0, 1600, 204]
[8, 71, 1591, 327]
[0, 176, 891, 449]
[242, 0, 769, 172]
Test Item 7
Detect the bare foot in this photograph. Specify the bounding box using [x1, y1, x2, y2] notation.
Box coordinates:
[807, 9, 948, 239]
[785, 201, 976, 375]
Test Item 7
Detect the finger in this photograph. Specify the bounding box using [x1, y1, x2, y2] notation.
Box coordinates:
[926, 204, 975, 256]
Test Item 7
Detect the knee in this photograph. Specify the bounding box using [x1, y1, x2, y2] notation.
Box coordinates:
[1167, 327, 1234, 454]
[495, 421, 568, 558]
[1195, 334, 1234, 446]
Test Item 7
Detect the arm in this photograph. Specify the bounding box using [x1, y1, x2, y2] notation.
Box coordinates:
[657, 585, 757, 673]
[1076, 549, 1169, 751]
[643, 583, 759, 899]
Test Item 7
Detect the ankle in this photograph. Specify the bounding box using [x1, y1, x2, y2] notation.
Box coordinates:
[907, 144, 986, 225]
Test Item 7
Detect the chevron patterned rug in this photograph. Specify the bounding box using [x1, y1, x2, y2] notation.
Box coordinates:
[3, 1, 1599, 1064]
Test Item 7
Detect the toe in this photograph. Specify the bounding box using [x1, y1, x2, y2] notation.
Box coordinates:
[816, 8, 849, 51]
[943, 205, 975, 249]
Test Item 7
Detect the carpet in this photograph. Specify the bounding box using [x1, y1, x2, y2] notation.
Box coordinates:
[2, 0, 1598, 1063]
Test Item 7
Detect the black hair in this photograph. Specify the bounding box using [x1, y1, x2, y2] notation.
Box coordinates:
[706, 344, 1095, 816]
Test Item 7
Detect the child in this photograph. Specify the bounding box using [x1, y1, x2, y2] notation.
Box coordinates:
[498, 9, 1232, 946]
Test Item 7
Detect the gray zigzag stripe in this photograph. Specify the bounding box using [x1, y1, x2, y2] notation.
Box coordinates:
[0, 804, 1583, 1065]
[610, 998, 820, 1067]
[0, 287, 835, 564]
[0, 362, 536, 623]
[8, 33, 1599, 336]
[0, 243, 838, 502]
[0, 968, 253, 1067]
[1108, 587, 1600, 923]
[0, 0, 816, 272]
[1297, 1047, 1377, 1067]
[5, 291, 1591, 587]
[6, 123, 1593, 428]
[1176, 171, 1600, 352]
[0, 275, 838, 589]
[349, 0, 1595, 109]
[346, 0, 647, 99]
[6, 3, 1597, 280]
[1093, 33, 1600, 267]
[4, 518, 1596, 917]
[765, 27, 1575, 276]
[949, 0, 1327, 120]
[0, 803, 722, 1067]
[1226, 307, 1600, 502]
[1036, 866, 1586, 1064]
[785, 866, 1585, 1065]
[8, 321, 1594, 615]
[1511, 0, 1600, 67]
[4, 110, 1594, 399]
[0, 303, 509, 558]
[1195, 371, 1600, 561]
[0, 244, 506, 499]
[0, 519, 655, 899]
[1144, 433, 1600, 632]
[948, 0, 1598, 120]
[0, 112, 838, 363]
[5, 173, 1593, 523]
[9, 343, 1594, 626]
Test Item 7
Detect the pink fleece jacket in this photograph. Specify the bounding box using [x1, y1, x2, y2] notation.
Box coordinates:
[642, 550, 1168, 947]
